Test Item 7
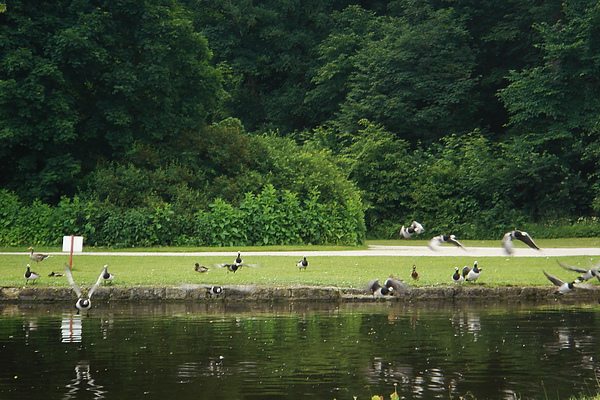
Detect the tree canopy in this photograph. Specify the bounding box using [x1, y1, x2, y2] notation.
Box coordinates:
[1, 0, 600, 245]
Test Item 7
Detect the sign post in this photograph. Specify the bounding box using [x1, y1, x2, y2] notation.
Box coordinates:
[62, 235, 84, 267]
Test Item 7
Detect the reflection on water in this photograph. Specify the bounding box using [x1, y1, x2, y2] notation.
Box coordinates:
[0, 301, 599, 400]
[61, 313, 83, 343]
[64, 361, 105, 399]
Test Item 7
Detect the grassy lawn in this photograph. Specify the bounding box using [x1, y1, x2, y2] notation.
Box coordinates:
[3, 238, 599, 289]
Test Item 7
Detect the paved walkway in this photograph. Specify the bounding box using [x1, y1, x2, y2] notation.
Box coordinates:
[7, 245, 600, 257]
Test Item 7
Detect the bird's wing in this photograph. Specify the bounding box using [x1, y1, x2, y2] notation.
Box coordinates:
[557, 261, 588, 274]
[517, 232, 540, 250]
[447, 236, 464, 248]
[411, 221, 424, 233]
[543, 270, 565, 287]
[366, 279, 381, 294]
[501, 232, 514, 255]
[385, 278, 407, 294]
[87, 269, 105, 298]
[428, 236, 441, 250]
[64, 264, 82, 298]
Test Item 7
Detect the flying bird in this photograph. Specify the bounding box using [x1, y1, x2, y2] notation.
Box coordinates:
[297, 256, 308, 271]
[24, 264, 39, 284]
[543, 270, 575, 295]
[557, 261, 600, 283]
[400, 221, 425, 239]
[502, 230, 540, 255]
[462, 261, 482, 282]
[214, 252, 259, 272]
[28, 247, 52, 265]
[101, 265, 114, 284]
[452, 267, 464, 283]
[194, 263, 210, 273]
[428, 234, 464, 250]
[366, 276, 406, 296]
[64, 264, 104, 314]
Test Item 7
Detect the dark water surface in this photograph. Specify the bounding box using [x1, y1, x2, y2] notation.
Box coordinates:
[1, 301, 599, 400]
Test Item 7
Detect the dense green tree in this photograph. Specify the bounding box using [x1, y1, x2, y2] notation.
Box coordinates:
[498, 0, 600, 217]
[0, 0, 222, 202]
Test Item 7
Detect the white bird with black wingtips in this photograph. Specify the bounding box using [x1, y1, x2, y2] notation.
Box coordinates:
[64, 264, 104, 314]
[428, 234, 465, 250]
[502, 230, 540, 255]
[400, 221, 424, 239]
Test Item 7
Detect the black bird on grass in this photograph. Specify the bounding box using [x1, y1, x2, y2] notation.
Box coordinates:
[452, 267, 464, 283]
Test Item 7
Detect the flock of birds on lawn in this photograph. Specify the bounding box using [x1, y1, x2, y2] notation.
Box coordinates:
[20, 221, 596, 310]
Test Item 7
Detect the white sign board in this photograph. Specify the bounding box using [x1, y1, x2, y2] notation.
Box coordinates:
[62, 236, 84, 253]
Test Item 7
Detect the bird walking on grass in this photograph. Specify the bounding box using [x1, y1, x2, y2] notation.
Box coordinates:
[411, 265, 419, 280]
[64, 264, 104, 314]
[28, 247, 52, 265]
[297, 256, 308, 271]
[24, 264, 39, 284]
[400, 221, 424, 239]
[100, 265, 114, 284]
[543, 271, 575, 295]
[195, 263, 210, 273]
[502, 230, 540, 255]
[452, 267, 464, 283]
[366, 276, 406, 296]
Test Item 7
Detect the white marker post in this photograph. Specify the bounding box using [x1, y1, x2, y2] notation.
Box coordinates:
[62, 235, 84, 267]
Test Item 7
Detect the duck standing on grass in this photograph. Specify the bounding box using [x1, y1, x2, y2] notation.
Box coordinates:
[452, 267, 464, 283]
[194, 263, 210, 273]
[28, 247, 52, 265]
[462, 261, 482, 282]
[24, 264, 39, 284]
[297, 256, 308, 271]
[411, 265, 419, 280]
[64, 264, 104, 314]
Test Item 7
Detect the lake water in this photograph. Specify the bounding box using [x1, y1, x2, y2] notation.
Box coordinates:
[1, 300, 599, 400]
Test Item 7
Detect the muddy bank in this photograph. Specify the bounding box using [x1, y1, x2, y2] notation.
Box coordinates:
[2, 285, 599, 304]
